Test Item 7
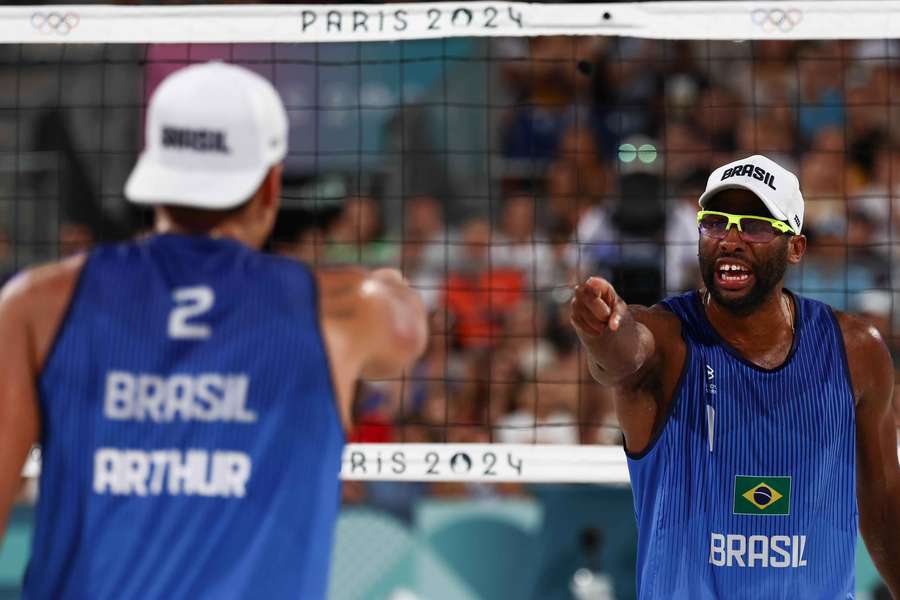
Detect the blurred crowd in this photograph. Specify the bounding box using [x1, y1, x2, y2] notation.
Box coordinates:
[3, 37, 900, 507]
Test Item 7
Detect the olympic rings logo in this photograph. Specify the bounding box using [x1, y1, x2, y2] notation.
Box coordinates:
[31, 12, 80, 35]
[751, 8, 802, 32]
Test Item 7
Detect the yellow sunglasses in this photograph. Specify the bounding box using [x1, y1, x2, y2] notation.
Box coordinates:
[697, 210, 794, 243]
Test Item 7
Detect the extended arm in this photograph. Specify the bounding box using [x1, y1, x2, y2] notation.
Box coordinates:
[846, 315, 900, 596]
[570, 277, 684, 454]
[319, 267, 428, 428]
[570, 277, 655, 386]
[0, 277, 41, 540]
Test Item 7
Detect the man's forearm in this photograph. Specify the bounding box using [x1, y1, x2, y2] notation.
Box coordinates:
[580, 310, 654, 386]
[861, 481, 900, 597]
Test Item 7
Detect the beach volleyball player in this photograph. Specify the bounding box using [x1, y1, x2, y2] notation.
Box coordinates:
[572, 155, 900, 598]
[0, 62, 427, 599]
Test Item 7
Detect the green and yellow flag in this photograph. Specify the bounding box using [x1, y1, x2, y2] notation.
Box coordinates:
[733, 475, 791, 516]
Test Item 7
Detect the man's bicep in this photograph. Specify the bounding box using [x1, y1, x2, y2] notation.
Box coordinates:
[624, 305, 682, 387]
[0, 281, 41, 537]
[852, 319, 899, 527]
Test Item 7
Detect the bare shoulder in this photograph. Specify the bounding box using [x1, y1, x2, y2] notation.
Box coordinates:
[631, 302, 682, 336]
[624, 301, 686, 388]
[833, 309, 892, 403]
[1, 254, 85, 309]
[314, 266, 375, 322]
[631, 302, 684, 359]
[0, 254, 86, 370]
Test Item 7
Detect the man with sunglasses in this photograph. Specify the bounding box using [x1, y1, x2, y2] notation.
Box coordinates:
[572, 155, 900, 598]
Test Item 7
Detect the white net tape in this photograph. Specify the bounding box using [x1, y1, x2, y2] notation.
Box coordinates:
[2, 2, 900, 44]
[22, 445, 900, 483]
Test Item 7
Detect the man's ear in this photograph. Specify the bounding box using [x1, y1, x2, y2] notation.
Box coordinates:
[788, 234, 807, 264]
[262, 164, 283, 211]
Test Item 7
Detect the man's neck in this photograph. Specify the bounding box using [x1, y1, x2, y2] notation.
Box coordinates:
[154, 219, 259, 249]
[703, 286, 792, 345]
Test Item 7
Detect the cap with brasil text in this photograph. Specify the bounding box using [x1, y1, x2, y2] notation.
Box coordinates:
[698, 154, 804, 234]
[125, 61, 288, 210]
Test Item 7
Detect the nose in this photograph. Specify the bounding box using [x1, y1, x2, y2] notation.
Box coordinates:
[719, 224, 746, 252]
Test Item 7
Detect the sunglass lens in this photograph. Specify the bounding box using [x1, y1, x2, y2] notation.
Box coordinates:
[740, 218, 777, 243]
[699, 214, 729, 238]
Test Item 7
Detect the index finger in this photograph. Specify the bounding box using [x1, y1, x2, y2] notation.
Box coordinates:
[608, 294, 628, 331]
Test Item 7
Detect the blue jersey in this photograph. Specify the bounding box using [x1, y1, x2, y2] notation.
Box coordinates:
[626, 291, 856, 600]
[24, 234, 344, 599]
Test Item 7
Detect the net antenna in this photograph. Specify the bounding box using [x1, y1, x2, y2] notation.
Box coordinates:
[6, 2, 900, 484]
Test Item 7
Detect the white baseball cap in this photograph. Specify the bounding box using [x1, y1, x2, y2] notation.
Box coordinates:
[125, 62, 288, 210]
[698, 154, 804, 234]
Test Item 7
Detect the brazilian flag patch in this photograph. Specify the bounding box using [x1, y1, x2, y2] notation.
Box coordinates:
[733, 475, 791, 515]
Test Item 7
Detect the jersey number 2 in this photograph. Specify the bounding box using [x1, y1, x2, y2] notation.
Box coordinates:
[168, 286, 214, 340]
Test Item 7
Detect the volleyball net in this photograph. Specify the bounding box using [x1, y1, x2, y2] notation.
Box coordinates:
[3, 3, 900, 489]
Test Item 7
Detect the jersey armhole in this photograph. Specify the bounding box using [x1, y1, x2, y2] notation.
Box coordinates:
[36, 253, 91, 381]
[625, 303, 691, 461]
[827, 306, 857, 407]
[307, 265, 348, 444]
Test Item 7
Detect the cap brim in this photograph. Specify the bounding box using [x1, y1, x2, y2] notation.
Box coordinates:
[698, 181, 788, 222]
[124, 154, 268, 210]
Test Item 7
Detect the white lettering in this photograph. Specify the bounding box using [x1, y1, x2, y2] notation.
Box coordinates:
[747, 535, 769, 567]
[225, 376, 256, 423]
[93, 448, 252, 499]
[165, 376, 193, 421]
[101, 371, 254, 424]
[123, 450, 150, 496]
[167, 450, 192, 495]
[770, 535, 791, 568]
[726, 534, 746, 567]
[709, 533, 726, 566]
[148, 450, 169, 495]
[137, 375, 164, 421]
[93, 448, 121, 494]
[195, 374, 224, 422]
[104, 371, 135, 419]
[710, 533, 808, 569]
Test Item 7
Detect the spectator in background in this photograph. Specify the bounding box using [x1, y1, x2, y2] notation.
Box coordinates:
[735, 112, 797, 173]
[500, 37, 597, 160]
[797, 42, 846, 143]
[788, 218, 880, 311]
[731, 41, 798, 120]
[0, 229, 13, 286]
[852, 143, 900, 251]
[493, 193, 557, 293]
[401, 195, 454, 311]
[58, 222, 94, 258]
[694, 85, 741, 154]
[444, 217, 524, 350]
[326, 195, 399, 267]
[663, 119, 713, 184]
[270, 204, 342, 265]
[800, 127, 851, 230]
[663, 170, 706, 296]
[545, 153, 607, 240]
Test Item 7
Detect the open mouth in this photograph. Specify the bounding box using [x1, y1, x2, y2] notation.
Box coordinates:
[715, 261, 753, 290]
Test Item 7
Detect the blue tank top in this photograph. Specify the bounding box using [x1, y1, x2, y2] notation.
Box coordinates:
[626, 290, 857, 600]
[25, 234, 344, 599]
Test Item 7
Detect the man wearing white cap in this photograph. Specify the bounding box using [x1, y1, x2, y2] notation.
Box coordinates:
[0, 62, 427, 599]
[572, 155, 900, 598]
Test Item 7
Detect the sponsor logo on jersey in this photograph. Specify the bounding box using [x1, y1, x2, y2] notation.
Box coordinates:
[733, 475, 791, 515]
[709, 533, 807, 568]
